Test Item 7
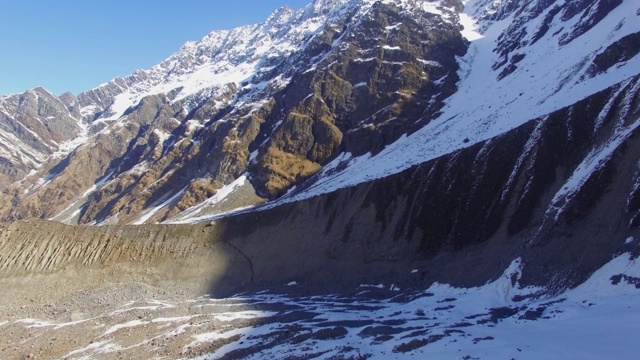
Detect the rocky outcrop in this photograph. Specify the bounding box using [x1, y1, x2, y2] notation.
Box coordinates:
[587, 31, 640, 76]
[250, 1, 466, 197]
[76, 72, 150, 118]
[0, 88, 84, 189]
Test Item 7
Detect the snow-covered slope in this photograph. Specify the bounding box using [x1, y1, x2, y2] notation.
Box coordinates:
[182, 253, 640, 359]
[163, 0, 640, 228]
[77, 0, 464, 133]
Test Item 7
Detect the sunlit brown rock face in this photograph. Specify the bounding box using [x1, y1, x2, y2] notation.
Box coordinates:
[0, 1, 467, 224]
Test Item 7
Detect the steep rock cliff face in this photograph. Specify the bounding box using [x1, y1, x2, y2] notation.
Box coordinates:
[249, 1, 466, 198]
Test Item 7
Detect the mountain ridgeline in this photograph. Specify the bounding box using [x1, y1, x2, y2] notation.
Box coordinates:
[1, 0, 469, 224]
[0, 0, 639, 292]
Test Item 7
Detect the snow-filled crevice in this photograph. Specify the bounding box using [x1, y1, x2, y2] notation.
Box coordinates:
[543, 116, 640, 227]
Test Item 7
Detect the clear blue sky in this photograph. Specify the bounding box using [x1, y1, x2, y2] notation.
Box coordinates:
[0, 0, 313, 96]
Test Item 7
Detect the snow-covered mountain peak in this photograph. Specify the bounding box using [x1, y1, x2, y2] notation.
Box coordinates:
[265, 5, 295, 22]
[0, 86, 86, 189]
[77, 0, 461, 123]
[78, 1, 344, 121]
[12, 0, 467, 225]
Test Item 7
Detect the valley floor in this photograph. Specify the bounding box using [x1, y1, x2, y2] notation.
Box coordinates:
[1, 254, 639, 360]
